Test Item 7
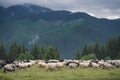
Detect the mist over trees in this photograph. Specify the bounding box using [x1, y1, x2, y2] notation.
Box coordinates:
[75, 36, 120, 60]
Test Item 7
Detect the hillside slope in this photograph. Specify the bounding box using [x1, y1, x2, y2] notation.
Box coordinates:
[0, 4, 120, 58]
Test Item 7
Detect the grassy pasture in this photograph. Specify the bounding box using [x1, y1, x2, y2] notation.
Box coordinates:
[0, 64, 120, 80]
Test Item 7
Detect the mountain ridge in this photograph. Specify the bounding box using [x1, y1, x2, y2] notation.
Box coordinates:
[0, 4, 120, 59]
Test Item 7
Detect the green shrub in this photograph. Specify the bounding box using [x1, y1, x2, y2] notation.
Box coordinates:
[17, 51, 34, 61]
[81, 53, 97, 60]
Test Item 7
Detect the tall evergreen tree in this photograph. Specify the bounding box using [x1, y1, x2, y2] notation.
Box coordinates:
[100, 46, 106, 59]
[117, 36, 120, 59]
[88, 45, 93, 54]
[93, 41, 100, 59]
[31, 43, 40, 59]
[9, 42, 19, 60]
[105, 38, 118, 59]
[40, 46, 46, 59]
[75, 50, 81, 60]
[81, 44, 88, 56]
[0, 43, 7, 60]
[20, 45, 29, 54]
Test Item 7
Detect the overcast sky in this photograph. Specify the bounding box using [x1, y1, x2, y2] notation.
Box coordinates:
[0, 0, 120, 19]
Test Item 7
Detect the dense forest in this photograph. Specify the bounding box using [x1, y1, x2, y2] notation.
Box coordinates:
[0, 43, 59, 60]
[75, 36, 120, 60]
[0, 36, 120, 60]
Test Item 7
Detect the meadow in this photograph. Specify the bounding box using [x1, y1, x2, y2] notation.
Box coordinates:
[0, 64, 120, 80]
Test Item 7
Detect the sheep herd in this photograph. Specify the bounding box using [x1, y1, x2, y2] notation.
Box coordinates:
[0, 59, 120, 73]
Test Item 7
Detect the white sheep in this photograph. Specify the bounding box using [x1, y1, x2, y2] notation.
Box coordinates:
[102, 62, 115, 69]
[45, 63, 57, 71]
[18, 62, 32, 69]
[38, 62, 47, 68]
[3, 64, 16, 72]
[68, 63, 78, 68]
[98, 60, 105, 67]
[56, 62, 65, 68]
[79, 62, 90, 68]
[90, 62, 100, 68]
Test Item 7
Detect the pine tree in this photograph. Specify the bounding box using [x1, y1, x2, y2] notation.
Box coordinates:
[20, 45, 29, 54]
[93, 41, 100, 59]
[105, 38, 118, 59]
[9, 42, 19, 60]
[100, 46, 106, 59]
[88, 45, 93, 54]
[54, 48, 60, 59]
[31, 43, 40, 59]
[0, 43, 7, 60]
[81, 44, 88, 56]
[75, 50, 81, 60]
[40, 46, 46, 59]
[117, 36, 120, 59]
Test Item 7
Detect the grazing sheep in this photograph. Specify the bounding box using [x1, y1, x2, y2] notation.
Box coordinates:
[3, 64, 16, 73]
[114, 61, 120, 68]
[30, 60, 37, 65]
[56, 62, 65, 68]
[38, 62, 47, 68]
[90, 62, 100, 68]
[102, 62, 115, 69]
[98, 60, 105, 67]
[49, 59, 59, 63]
[68, 63, 78, 68]
[110, 60, 120, 68]
[18, 62, 32, 69]
[18, 63, 27, 69]
[72, 60, 80, 63]
[45, 63, 57, 71]
[79, 62, 90, 68]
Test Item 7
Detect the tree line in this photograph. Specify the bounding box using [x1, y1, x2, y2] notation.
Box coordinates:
[75, 36, 120, 60]
[0, 36, 120, 60]
[0, 42, 59, 60]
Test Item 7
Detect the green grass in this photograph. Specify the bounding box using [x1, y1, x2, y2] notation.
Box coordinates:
[0, 64, 120, 80]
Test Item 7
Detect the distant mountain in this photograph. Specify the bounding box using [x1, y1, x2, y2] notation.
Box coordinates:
[0, 4, 52, 22]
[114, 18, 120, 21]
[0, 4, 120, 59]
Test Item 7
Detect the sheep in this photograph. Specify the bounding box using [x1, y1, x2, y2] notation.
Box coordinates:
[79, 62, 90, 68]
[72, 60, 80, 63]
[18, 62, 33, 69]
[30, 60, 37, 65]
[68, 63, 78, 68]
[56, 62, 65, 68]
[102, 62, 115, 69]
[38, 62, 47, 68]
[45, 63, 57, 71]
[110, 60, 120, 68]
[90, 62, 100, 68]
[3, 64, 16, 73]
[114, 61, 120, 68]
[49, 59, 59, 63]
[18, 63, 27, 69]
[98, 60, 105, 67]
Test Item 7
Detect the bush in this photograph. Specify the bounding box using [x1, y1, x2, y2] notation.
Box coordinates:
[17, 51, 34, 61]
[81, 53, 97, 60]
[105, 56, 111, 60]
